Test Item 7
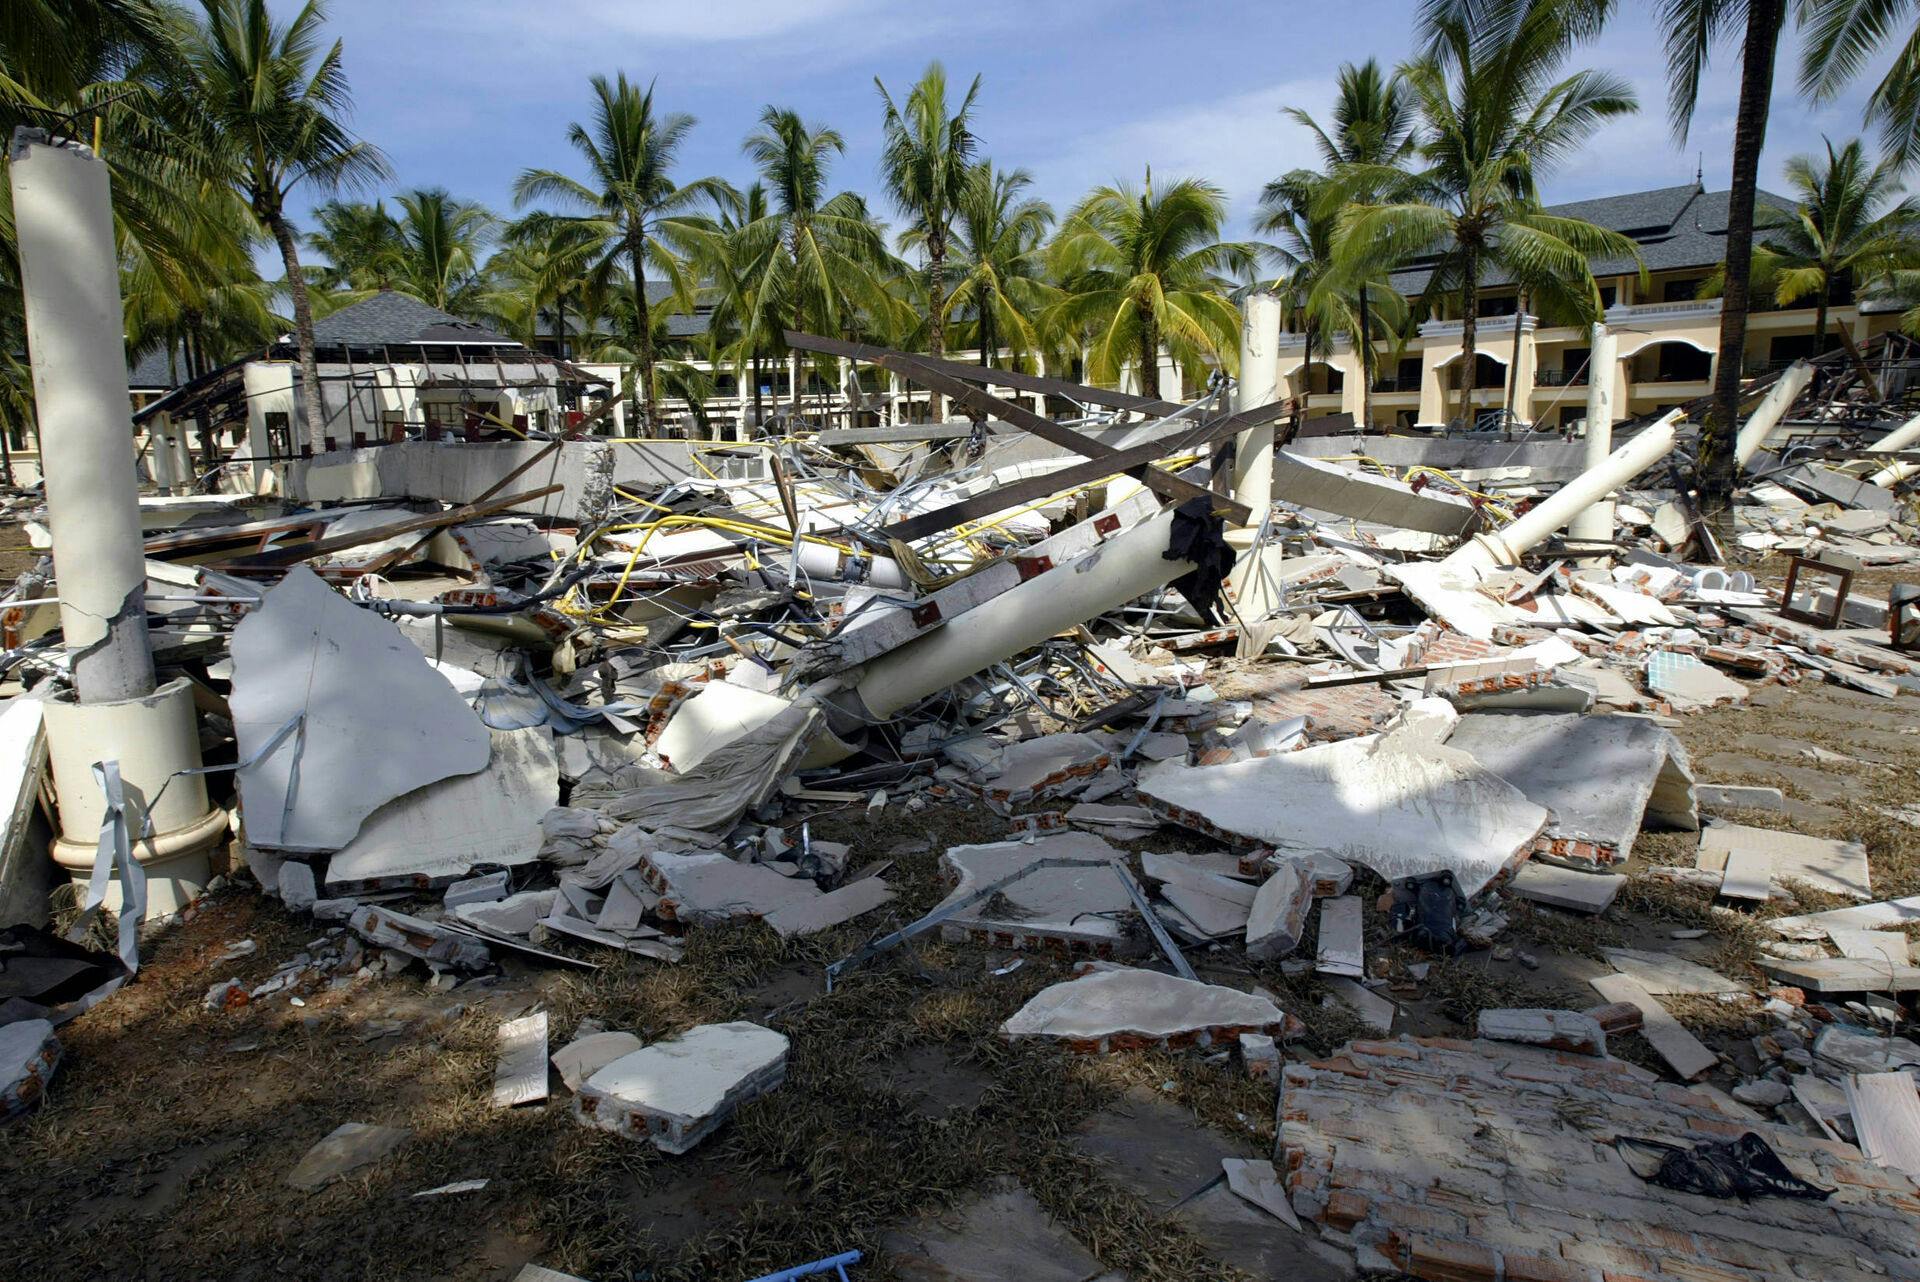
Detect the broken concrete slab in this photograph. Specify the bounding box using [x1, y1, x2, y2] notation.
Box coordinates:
[0, 1018, 60, 1119]
[551, 1031, 644, 1093]
[285, 1122, 410, 1190]
[1221, 1157, 1301, 1230]
[1829, 928, 1912, 967]
[493, 1012, 549, 1108]
[444, 870, 510, 909]
[636, 850, 821, 926]
[1323, 976, 1395, 1033]
[574, 1021, 788, 1154]
[1602, 947, 1747, 995]
[231, 566, 490, 852]
[1140, 852, 1258, 905]
[326, 727, 558, 889]
[1757, 956, 1920, 993]
[974, 732, 1113, 804]
[763, 878, 895, 938]
[1476, 1008, 1607, 1056]
[1696, 822, 1872, 901]
[452, 888, 555, 938]
[1846, 1072, 1920, 1181]
[1697, 783, 1786, 813]
[1002, 968, 1291, 1052]
[1072, 1084, 1248, 1209]
[880, 1179, 1108, 1282]
[1138, 724, 1548, 898]
[1447, 711, 1696, 864]
[935, 832, 1138, 957]
[1587, 973, 1717, 1079]
[1244, 862, 1313, 960]
[654, 684, 797, 774]
[1770, 895, 1920, 939]
[1506, 862, 1625, 914]
[1646, 648, 1749, 710]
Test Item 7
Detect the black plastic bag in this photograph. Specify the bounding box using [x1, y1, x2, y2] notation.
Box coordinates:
[1163, 497, 1233, 625]
[1615, 1132, 1832, 1202]
[1388, 870, 1465, 956]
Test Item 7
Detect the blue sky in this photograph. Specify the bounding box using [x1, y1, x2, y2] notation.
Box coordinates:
[305, 0, 1898, 249]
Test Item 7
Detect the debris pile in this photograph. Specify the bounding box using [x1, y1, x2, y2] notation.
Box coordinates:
[6, 327, 1920, 1279]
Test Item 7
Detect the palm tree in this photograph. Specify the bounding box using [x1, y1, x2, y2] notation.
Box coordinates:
[479, 214, 603, 356]
[1800, 0, 1920, 171]
[513, 74, 731, 432]
[876, 61, 981, 417]
[735, 106, 901, 417]
[937, 163, 1059, 370]
[1336, 0, 1639, 427]
[306, 198, 403, 293]
[1659, 0, 1792, 502]
[1257, 169, 1409, 418]
[391, 187, 493, 315]
[1747, 138, 1919, 372]
[691, 181, 781, 431]
[1047, 170, 1257, 398]
[166, 0, 388, 455]
[1283, 59, 1418, 429]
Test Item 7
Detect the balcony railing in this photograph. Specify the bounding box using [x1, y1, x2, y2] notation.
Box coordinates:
[1534, 368, 1587, 387]
[1604, 298, 1723, 323]
[1371, 375, 1421, 392]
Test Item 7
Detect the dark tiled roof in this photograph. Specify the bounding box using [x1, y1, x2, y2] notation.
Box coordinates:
[127, 343, 187, 389]
[1388, 183, 1797, 294]
[305, 291, 515, 348]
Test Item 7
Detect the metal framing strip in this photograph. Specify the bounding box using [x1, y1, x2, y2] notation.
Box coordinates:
[784, 331, 1252, 525]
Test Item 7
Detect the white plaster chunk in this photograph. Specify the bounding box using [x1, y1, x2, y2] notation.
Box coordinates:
[277, 860, 317, 913]
[978, 732, 1112, 799]
[454, 889, 556, 938]
[1160, 881, 1251, 938]
[1245, 863, 1313, 960]
[1221, 1158, 1301, 1230]
[1141, 852, 1257, 906]
[326, 727, 558, 887]
[552, 1031, 644, 1092]
[639, 850, 820, 925]
[574, 1021, 789, 1154]
[0, 1018, 60, 1119]
[1315, 896, 1365, 978]
[1138, 725, 1548, 898]
[1507, 862, 1625, 914]
[1001, 968, 1286, 1045]
[762, 877, 894, 938]
[1476, 1008, 1607, 1056]
[935, 832, 1135, 951]
[231, 566, 490, 851]
[1696, 823, 1872, 901]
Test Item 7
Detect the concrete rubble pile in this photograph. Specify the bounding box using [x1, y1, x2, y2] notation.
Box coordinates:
[2, 148, 1918, 1279]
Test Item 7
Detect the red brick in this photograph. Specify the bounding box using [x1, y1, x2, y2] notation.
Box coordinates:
[1407, 1234, 1501, 1282]
[1560, 1241, 1661, 1274]
[1503, 1252, 1593, 1282]
[1659, 1261, 1749, 1282]
[1324, 1188, 1369, 1229]
[1349, 1039, 1421, 1059]
[1412, 1036, 1480, 1052]
[1376, 1198, 1468, 1236]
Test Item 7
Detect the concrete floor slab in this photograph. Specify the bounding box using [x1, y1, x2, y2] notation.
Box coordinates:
[881, 1180, 1108, 1282]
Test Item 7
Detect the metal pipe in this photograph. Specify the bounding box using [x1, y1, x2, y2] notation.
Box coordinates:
[8, 129, 155, 703]
[846, 508, 1193, 720]
[1229, 293, 1282, 522]
[1566, 322, 1617, 544]
[1448, 410, 1681, 572]
[1733, 359, 1815, 468]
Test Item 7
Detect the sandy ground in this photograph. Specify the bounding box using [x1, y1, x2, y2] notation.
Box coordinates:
[0, 676, 1914, 1281]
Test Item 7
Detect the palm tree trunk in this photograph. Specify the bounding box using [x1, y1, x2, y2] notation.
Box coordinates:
[1456, 258, 1479, 429]
[267, 210, 327, 455]
[1504, 294, 1526, 425]
[928, 238, 947, 420]
[1815, 280, 1830, 358]
[1704, 0, 1784, 506]
[1357, 284, 1375, 433]
[630, 239, 657, 433]
[1138, 303, 1160, 399]
[751, 352, 765, 431]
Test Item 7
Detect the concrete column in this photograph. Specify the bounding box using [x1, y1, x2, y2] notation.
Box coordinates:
[1449, 410, 1681, 572]
[1230, 293, 1281, 522]
[1734, 359, 1815, 468]
[1567, 322, 1618, 545]
[8, 130, 155, 703]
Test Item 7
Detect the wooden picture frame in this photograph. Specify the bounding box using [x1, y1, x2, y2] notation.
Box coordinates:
[1779, 557, 1852, 629]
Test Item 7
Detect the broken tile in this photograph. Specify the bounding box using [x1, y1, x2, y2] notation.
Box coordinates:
[1322, 976, 1395, 1033]
[1845, 1072, 1920, 1180]
[1696, 822, 1872, 901]
[574, 1021, 788, 1154]
[493, 1012, 549, 1108]
[1588, 973, 1716, 1079]
[1220, 1157, 1301, 1230]
[286, 1122, 410, 1190]
[552, 1030, 644, 1092]
[936, 832, 1137, 955]
[1602, 947, 1746, 995]
[1314, 896, 1364, 979]
[1001, 968, 1290, 1052]
[1506, 862, 1625, 914]
[1244, 862, 1313, 960]
[232, 566, 489, 852]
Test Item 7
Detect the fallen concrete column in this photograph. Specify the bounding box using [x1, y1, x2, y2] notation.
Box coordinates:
[1230, 292, 1281, 522]
[1447, 410, 1680, 574]
[1734, 359, 1814, 468]
[844, 506, 1195, 721]
[1866, 412, 1920, 488]
[1566, 321, 1617, 546]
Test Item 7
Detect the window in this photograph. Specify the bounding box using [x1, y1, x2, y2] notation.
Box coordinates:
[1477, 293, 1519, 317]
[1598, 286, 1617, 308]
[262, 410, 292, 460]
[1662, 277, 1706, 302]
